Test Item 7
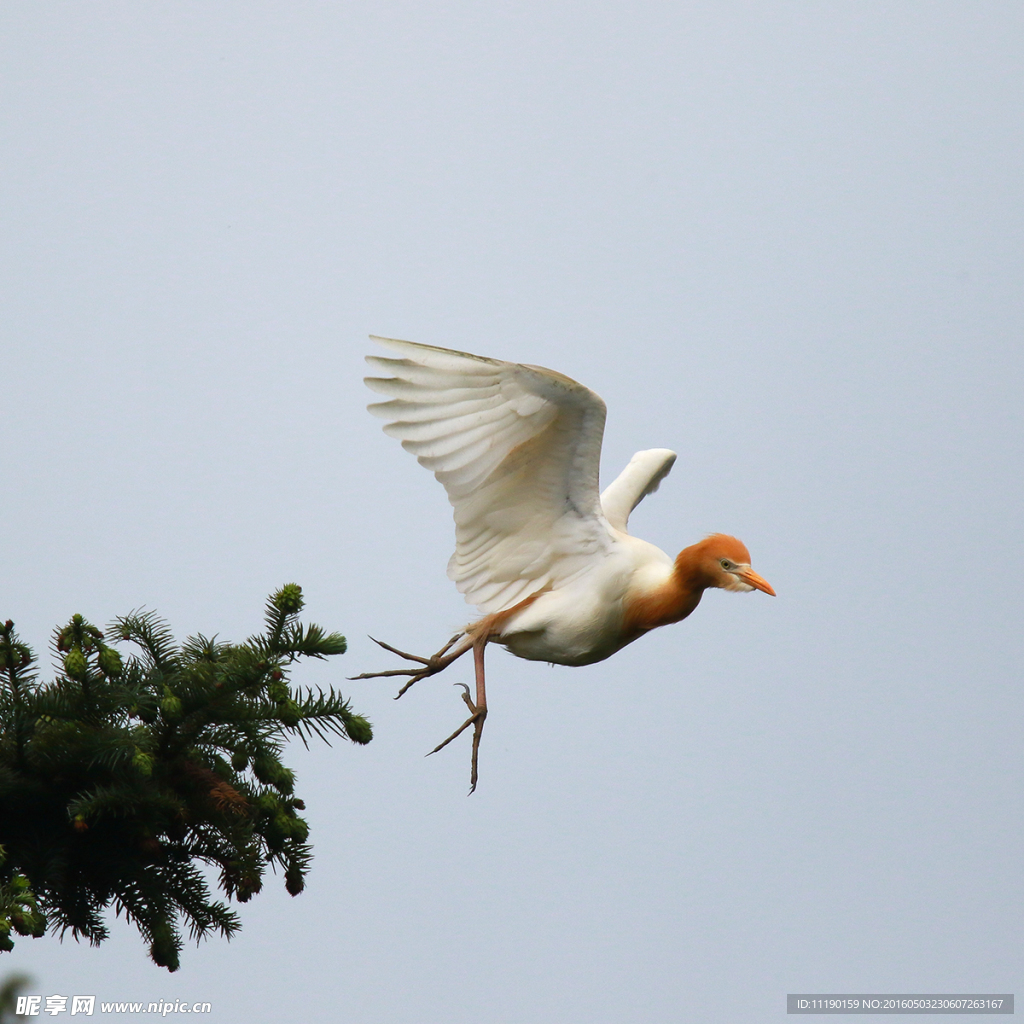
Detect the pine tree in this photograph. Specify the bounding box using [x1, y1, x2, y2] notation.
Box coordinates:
[0, 585, 370, 971]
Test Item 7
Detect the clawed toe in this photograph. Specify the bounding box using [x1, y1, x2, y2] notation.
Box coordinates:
[427, 685, 483, 752]
[348, 634, 468, 692]
[368, 636, 434, 665]
[395, 671, 431, 698]
[426, 684, 487, 794]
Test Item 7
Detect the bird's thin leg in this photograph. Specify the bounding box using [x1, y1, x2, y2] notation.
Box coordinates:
[349, 633, 472, 697]
[427, 638, 488, 793]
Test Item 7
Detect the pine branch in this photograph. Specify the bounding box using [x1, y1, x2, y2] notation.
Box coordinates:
[112, 611, 179, 672]
[0, 586, 369, 969]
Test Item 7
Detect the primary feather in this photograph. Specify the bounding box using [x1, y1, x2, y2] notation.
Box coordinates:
[366, 336, 618, 615]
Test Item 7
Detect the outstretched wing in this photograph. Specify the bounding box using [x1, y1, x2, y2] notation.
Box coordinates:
[600, 448, 677, 533]
[365, 336, 614, 614]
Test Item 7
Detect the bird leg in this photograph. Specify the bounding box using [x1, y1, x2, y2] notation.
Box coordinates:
[427, 638, 488, 793]
[351, 631, 490, 792]
[349, 633, 472, 697]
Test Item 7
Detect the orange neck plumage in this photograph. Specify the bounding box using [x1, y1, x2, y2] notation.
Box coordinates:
[621, 543, 715, 640]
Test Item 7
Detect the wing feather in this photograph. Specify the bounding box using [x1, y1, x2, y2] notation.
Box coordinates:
[366, 336, 613, 613]
[368, 394, 507, 423]
[391, 410, 521, 455]
[600, 448, 677, 533]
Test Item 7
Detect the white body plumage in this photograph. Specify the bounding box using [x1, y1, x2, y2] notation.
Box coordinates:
[497, 534, 673, 665]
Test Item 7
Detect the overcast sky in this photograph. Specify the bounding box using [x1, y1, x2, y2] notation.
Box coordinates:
[3, 4, 1023, 1022]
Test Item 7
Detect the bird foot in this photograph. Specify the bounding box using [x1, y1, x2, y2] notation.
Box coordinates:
[349, 634, 468, 697]
[351, 632, 488, 792]
[427, 684, 487, 794]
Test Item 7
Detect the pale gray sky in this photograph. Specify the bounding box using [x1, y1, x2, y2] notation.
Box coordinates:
[3, 3, 1022, 1022]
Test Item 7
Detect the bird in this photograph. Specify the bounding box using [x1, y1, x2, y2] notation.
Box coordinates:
[354, 336, 775, 791]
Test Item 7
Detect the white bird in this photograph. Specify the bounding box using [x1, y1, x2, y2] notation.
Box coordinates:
[356, 336, 775, 790]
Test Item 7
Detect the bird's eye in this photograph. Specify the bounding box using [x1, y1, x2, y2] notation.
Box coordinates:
[720, 559, 733, 571]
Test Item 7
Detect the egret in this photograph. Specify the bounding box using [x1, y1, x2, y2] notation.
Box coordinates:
[355, 337, 775, 790]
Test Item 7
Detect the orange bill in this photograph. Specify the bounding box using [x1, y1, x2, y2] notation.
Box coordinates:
[737, 568, 776, 596]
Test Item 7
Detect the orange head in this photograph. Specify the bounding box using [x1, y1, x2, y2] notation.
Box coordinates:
[679, 534, 776, 596]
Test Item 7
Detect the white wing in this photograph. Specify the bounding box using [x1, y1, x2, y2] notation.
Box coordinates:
[600, 448, 677, 533]
[365, 336, 614, 614]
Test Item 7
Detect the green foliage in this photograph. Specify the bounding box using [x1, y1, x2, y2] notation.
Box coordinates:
[0, 586, 370, 971]
[0, 848, 45, 953]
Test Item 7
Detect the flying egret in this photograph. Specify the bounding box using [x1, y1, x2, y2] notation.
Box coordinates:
[355, 337, 775, 790]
